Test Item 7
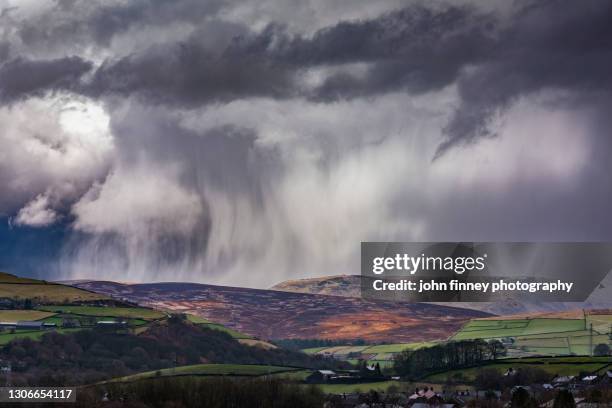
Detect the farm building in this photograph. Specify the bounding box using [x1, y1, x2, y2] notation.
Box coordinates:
[306, 370, 336, 383]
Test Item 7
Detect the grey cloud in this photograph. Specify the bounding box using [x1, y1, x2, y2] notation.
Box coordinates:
[18, 0, 225, 49]
[0, 56, 91, 103]
[85, 4, 495, 108]
[0, 42, 9, 62]
[88, 37, 298, 106]
[5, 1, 612, 154]
[436, 0, 612, 156]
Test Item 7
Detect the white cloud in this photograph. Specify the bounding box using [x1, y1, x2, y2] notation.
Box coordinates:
[13, 193, 58, 227]
[73, 163, 203, 236]
[0, 95, 114, 224]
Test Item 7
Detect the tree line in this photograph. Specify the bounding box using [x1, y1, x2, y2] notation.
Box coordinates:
[394, 339, 506, 379]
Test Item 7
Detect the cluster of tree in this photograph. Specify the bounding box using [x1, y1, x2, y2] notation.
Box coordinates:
[0, 297, 34, 309]
[0, 316, 342, 386]
[272, 338, 366, 351]
[394, 339, 506, 379]
[74, 377, 324, 408]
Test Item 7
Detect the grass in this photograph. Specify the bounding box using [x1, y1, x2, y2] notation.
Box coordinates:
[114, 364, 301, 382]
[452, 318, 586, 340]
[0, 310, 56, 321]
[315, 381, 402, 393]
[303, 342, 437, 356]
[422, 356, 611, 383]
[237, 339, 277, 349]
[0, 284, 107, 303]
[362, 342, 438, 354]
[302, 347, 327, 354]
[0, 272, 43, 284]
[268, 370, 312, 381]
[450, 314, 612, 356]
[0, 328, 83, 345]
[37, 306, 165, 320]
[198, 323, 252, 339]
[186, 314, 211, 324]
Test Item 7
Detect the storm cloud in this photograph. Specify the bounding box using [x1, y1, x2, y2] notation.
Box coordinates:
[0, 56, 91, 103]
[1, 0, 612, 286]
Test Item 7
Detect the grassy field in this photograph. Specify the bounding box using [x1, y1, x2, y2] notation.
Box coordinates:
[0, 310, 57, 321]
[194, 322, 252, 339]
[315, 381, 402, 393]
[451, 318, 586, 340]
[114, 364, 301, 382]
[302, 341, 438, 367]
[302, 347, 328, 354]
[186, 314, 211, 324]
[0, 272, 43, 284]
[0, 272, 108, 302]
[450, 312, 612, 356]
[423, 356, 611, 383]
[0, 284, 107, 303]
[0, 328, 83, 345]
[238, 339, 277, 349]
[37, 305, 165, 320]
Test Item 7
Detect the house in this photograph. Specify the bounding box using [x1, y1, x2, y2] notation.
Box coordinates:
[16, 321, 44, 330]
[306, 370, 336, 383]
[581, 375, 599, 386]
[408, 387, 444, 405]
[552, 375, 575, 387]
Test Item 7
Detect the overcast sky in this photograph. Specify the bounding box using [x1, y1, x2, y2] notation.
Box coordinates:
[1, 0, 611, 287]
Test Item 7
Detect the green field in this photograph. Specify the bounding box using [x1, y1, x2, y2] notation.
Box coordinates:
[0, 283, 107, 303]
[0, 272, 44, 284]
[198, 322, 252, 339]
[451, 318, 586, 340]
[186, 314, 211, 324]
[423, 356, 611, 383]
[0, 272, 108, 303]
[114, 364, 301, 382]
[37, 306, 165, 320]
[0, 310, 57, 321]
[302, 347, 328, 354]
[315, 381, 402, 393]
[0, 328, 84, 345]
[302, 341, 437, 366]
[450, 313, 612, 356]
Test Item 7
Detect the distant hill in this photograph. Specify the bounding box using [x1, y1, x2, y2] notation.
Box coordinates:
[71, 280, 489, 343]
[270, 274, 612, 316]
[0, 271, 109, 303]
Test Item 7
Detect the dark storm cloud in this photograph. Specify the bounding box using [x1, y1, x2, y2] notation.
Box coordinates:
[0, 56, 91, 103]
[86, 4, 496, 107]
[88, 38, 298, 106]
[80, 0, 612, 156]
[0, 42, 10, 62]
[436, 0, 612, 157]
[18, 0, 225, 48]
